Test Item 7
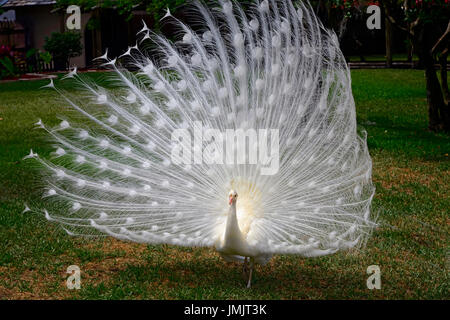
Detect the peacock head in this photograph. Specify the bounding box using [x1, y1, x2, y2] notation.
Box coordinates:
[228, 190, 238, 205]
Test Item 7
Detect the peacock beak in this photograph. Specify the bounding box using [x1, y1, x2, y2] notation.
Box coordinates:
[229, 196, 233, 205]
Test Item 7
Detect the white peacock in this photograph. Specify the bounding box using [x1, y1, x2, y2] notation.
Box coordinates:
[25, 0, 376, 288]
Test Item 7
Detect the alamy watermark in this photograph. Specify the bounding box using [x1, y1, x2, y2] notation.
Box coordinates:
[366, 265, 381, 290]
[66, 5, 81, 30]
[366, 5, 381, 30]
[66, 265, 81, 290]
[171, 122, 279, 175]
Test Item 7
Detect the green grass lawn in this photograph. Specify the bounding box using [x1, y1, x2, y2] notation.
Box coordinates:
[347, 53, 450, 63]
[348, 53, 413, 62]
[0, 70, 448, 299]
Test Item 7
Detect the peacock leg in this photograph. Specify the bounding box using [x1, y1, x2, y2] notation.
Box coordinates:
[243, 257, 249, 281]
[246, 258, 254, 288]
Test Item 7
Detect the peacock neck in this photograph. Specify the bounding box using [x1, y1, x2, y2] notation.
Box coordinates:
[225, 202, 243, 240]
[218, 199, 254, 258]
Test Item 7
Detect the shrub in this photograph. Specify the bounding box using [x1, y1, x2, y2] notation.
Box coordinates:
[44, 32, 82, 70]
[0, 45, 19, 79]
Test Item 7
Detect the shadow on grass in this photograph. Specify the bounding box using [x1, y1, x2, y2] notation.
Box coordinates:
[75, 247, 380, 299]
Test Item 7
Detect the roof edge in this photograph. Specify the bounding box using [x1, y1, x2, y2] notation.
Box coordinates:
[2, 0, 57, 8]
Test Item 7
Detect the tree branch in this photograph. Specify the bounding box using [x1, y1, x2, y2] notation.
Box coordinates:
[380, 0, 409, 34]
[432, 21, 450, 56]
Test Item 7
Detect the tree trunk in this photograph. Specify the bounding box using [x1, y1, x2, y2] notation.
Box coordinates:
[417, 26, 449, 131]
[425, 65, 446, 131]
[433, 22, 450, 104]
[440, 49, 449, 103]
[406, 27, 414, 66]
[337, 16, 348, 44]
[384, 12, 393, 67]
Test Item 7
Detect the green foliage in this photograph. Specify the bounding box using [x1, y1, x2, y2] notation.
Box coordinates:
[0, 56, 18, 79]
[55, 0, 188, 27]
[145, 0, 187, 22]
[39, 51, 53, 65]
[382, 0, 450, 26]
[25, 48, 37, 60]
[24, 49, 38, 73]
[403, 0, 450, 24]
[86, 16, 101, 30]
[43, 32, 82, 65]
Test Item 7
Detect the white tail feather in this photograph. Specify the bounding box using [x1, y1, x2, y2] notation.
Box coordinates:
[28, 0, 375, 257]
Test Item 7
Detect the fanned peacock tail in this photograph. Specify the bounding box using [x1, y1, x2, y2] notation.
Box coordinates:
[26, 0, 376, 257]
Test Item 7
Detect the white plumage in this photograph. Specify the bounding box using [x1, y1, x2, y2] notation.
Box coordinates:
[27, 0, 376, 287]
